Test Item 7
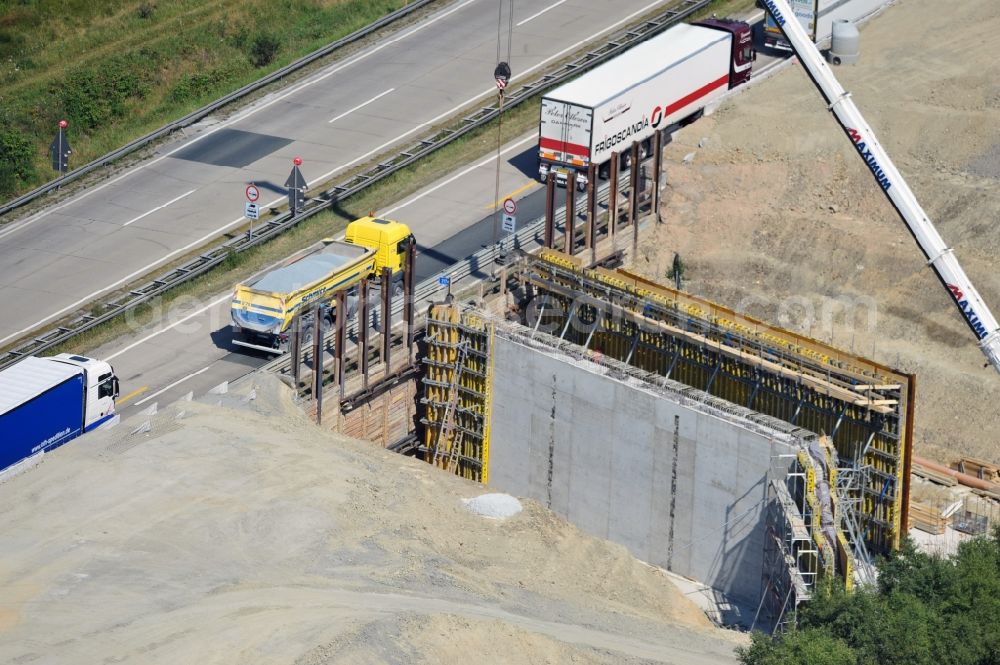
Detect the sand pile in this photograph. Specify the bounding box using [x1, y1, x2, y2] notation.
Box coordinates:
[0, 375, 738, 664]
[638, 0, 1000, 461]
[462, 493, 523, 518]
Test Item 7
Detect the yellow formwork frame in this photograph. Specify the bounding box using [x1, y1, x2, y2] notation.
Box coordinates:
[481, 319, 495, 485]
[423, 304, 493, 482]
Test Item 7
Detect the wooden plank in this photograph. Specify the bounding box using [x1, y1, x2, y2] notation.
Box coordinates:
[912, 462, 958, 487]
[908, 500, 949, 535]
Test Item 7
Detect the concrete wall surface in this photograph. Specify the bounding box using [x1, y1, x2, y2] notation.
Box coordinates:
[488, 333, 801, 613]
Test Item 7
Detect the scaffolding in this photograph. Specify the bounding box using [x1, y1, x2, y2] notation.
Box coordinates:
[758, 475, 816, 633]
[421, 303, 493, 481]
[515, 249, 914, 557]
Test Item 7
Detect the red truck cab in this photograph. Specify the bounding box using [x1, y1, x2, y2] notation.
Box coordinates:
[694, 18, 755, 88]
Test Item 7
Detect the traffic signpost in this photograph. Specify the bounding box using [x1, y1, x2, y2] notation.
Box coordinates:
[245, 182, 261, 237]
[285, 157, 306, 216]
[50, 120, 71, 175]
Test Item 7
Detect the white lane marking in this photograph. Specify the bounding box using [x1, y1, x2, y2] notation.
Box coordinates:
[329, 88, 395, 123]
[0, 0, 481, 242]
[102, 298, 233, 362]
[312, 0, 673, 186]
[516, 0, 567, 26]
[382, 134, 537, 216]
[133, 365, 212, 407]
[0, 0, 672, 345]
[122, 189, 196, 227]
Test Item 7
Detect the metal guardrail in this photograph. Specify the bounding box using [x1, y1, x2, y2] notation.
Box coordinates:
[0, 0, 710, 370]
[0, 0, 438, 219]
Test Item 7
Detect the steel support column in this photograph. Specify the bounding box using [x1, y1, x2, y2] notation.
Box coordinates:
[380, 267, 391, 372]
[404, 239, 416, 365]
[335, 290, 346, 401]
[358, 278, 369, 391]
[653, 131, 663, 224]
[565, 170, 576, 254]
[608, 152, 619, 246]
[312, 305, 323, 425]
[629, 141, 639, 258]
[586, 162, 596, 265]
[290, 314, 301, 390]
[544, 172, 555, 248]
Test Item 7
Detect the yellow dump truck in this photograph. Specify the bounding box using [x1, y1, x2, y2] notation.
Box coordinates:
[230, 216, 413, 353]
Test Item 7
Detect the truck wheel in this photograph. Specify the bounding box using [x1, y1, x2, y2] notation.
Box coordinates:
[393, 281, 404, 298]
[299, 326, 313, 347]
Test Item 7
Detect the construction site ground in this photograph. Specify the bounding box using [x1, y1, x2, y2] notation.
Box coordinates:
[0, 376, 743, 664]
[637, 0, 1000, 463]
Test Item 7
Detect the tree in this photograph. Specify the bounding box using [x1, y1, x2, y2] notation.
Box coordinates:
[740, 529, 1000, 665]
[738, 628, 855, 665]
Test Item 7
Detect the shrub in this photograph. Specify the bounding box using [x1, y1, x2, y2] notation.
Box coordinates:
[0, 126, 37, 198]
[248, 33, 280, 68]
[60, 51, 158, 131]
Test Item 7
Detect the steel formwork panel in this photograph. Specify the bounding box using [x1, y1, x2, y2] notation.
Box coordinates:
[422, 304, 493, 482]
[518, 251, 913, 555]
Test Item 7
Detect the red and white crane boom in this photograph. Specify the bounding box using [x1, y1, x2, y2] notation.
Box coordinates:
[762, 0, 1000, 373]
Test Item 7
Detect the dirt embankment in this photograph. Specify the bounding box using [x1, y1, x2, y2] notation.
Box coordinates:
[637, 0, 1000, 461]
[0, 376, 739, 664]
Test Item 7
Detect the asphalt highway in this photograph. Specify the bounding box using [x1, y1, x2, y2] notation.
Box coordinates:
[102, 132, 547, 419]
[0, 0, 683, 347]
[49, 5, 784, 421]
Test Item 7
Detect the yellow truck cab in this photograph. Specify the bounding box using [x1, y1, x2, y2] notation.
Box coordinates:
[345, 216, 413, 276]
[231, 216, 413, 353]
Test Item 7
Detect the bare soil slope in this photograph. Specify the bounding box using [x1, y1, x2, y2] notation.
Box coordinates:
[638, 0, 1000, 461]
[0, 376, 738, 664]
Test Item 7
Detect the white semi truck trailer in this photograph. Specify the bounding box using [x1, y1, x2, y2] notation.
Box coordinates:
[538, 18, 754, 190]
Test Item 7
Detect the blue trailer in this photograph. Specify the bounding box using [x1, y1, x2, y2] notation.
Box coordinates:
[0, 355, 119, 474]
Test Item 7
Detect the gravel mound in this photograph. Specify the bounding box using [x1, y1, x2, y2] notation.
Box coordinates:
[462, 493, 523, 519]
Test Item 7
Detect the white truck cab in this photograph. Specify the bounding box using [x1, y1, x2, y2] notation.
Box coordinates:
[48, 354, 120, 430]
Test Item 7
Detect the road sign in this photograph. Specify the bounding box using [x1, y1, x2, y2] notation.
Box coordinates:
[285, 165, 306, 190]
[49, 125, 71, 174]
[285, 161, 307, 214]
[244, 202, 260, 220]
[494, 61, 511, 90]
[502, 197, 517, 215]
[245, 184, 260, 202]
[438, 275, 451, 287]
[502, 214, 516, 233]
